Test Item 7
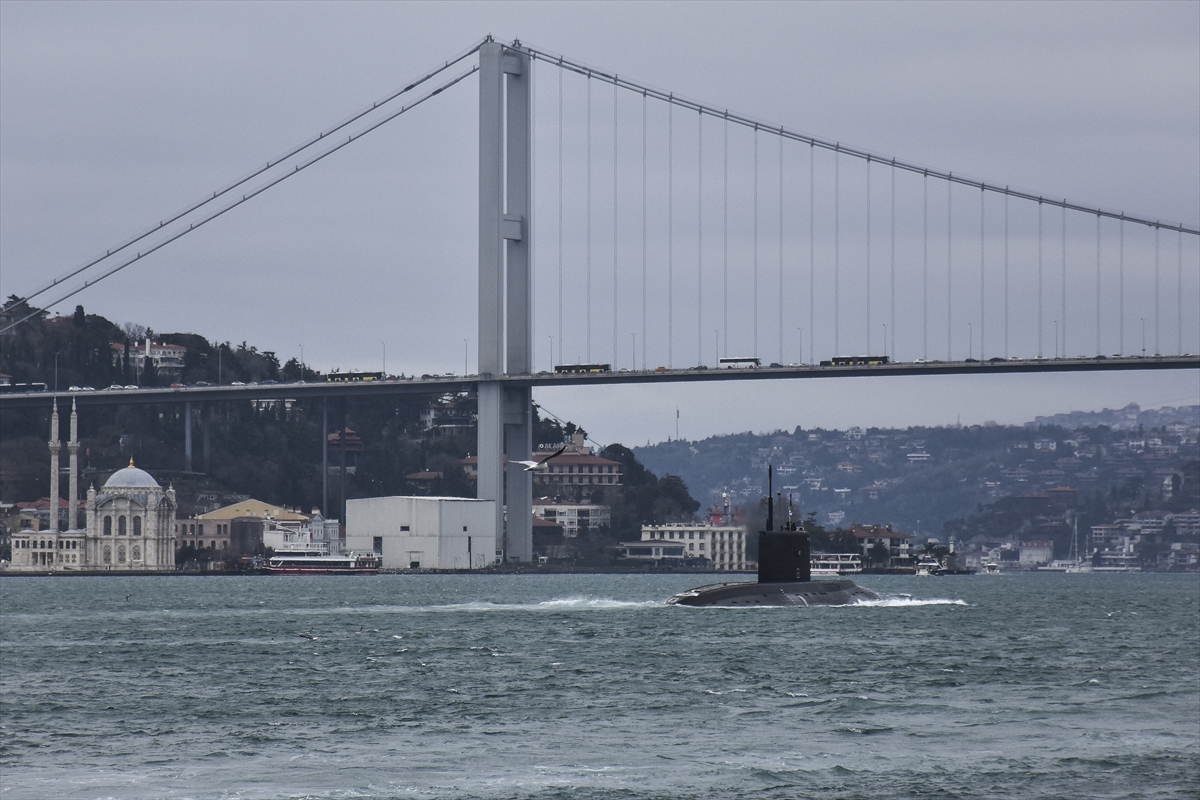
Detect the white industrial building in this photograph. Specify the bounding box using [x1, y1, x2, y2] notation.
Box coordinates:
[345, 496, 496, 570]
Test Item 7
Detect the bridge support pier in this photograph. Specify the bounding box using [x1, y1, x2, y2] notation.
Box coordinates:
[476, 40, 533, 562]
[503, 385, 533, 563]
[184, 401, 192, 472]
[202, 403, 210, 473]
[322, 397, 328, 519]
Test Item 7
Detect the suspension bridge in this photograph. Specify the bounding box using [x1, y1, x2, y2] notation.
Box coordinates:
[2, 37, 1197, 561]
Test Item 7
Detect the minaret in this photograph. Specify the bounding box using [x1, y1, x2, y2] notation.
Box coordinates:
[68, 397, 80, 531]
[48, 401, 61, 531]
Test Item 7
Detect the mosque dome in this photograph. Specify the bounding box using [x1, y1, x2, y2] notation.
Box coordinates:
[102, 458, 160, 489]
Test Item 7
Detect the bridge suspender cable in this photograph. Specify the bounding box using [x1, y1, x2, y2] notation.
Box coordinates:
[586, 74, 593, 363]
[754, 126, 760, 359]
[923, 172, 929, 362]
[1004, 193, 1010, 359]
[948, 178, 953, 362]
[832, 146, 838, 358]
[614, 82, 620, 368]
[890, 163, 895, 362]
[724, 117, 729, 360]
[1115, 220, 1123, 354]
[642, 91, 648, 371]
[5, 39, 489, 316]
[697, 109, 703, 367]
[519, 42, 1199, 236]
[668, 100, 674, 368]
[1062, 205, 1067, 359]
[558, 64, 564, 369]
[1154, 225, 1160, 357]
[980, 187, 985, 361]
[1096, 214, 1102, 356]
[809, 143, 814, 365]
[866, 155, 871, 357]
[1038, 200, 1044, 358]
[0, 66, 479, 335]
[779, 131, 784, 365]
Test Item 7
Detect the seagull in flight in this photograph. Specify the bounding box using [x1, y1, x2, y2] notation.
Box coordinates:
[513, 445, 568, 472]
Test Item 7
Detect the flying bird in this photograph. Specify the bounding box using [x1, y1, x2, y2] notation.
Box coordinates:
[512, 445, 568, 472]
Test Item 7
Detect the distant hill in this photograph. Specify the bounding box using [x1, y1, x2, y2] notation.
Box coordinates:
[1030, 403, 1199, 431]
[634, 407, 1200, 536]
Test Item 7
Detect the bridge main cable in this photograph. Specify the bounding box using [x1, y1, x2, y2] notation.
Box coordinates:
[5, 37, 490, 316]
[0, 65, 480, 335]
[517, 42, 1199, 236]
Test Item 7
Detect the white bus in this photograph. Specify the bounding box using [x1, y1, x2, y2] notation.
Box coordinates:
[718, 357, 760, 369]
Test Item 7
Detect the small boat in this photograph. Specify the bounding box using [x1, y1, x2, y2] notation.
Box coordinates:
[266, 551, 381, 575]
[981, 560, 1002, 575]
[914, 556, 943, 577]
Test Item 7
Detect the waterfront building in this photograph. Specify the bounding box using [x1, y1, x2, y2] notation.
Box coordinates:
[532, 500, 610, 537]
[345, 496, 496, 570]
[632, 522, 750, 571]
[461, 433, 622, 493]
[1018, 540, 1054, 566]
[849, 524, 915, 563]
[177, 499, 311, 557]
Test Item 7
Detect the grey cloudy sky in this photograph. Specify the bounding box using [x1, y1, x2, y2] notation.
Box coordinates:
[1, 1, 1197, 447]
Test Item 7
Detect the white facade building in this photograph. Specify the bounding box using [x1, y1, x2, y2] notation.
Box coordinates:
[345, 496, 496, 570]
[532, 501, 610, 537]
[637, 522, 750, 571]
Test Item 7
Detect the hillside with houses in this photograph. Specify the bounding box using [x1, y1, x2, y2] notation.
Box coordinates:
[634, 406, 1200, 565]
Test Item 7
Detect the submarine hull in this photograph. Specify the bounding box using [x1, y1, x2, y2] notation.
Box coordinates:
[667, 579, 880, 607]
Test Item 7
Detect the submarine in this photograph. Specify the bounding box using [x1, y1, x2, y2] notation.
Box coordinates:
[667, 468, 880, 607]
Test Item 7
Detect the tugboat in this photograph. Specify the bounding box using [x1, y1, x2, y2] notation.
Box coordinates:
[667, 468, 880, 607]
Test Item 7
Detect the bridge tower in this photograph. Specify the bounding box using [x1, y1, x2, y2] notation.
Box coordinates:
[477, 40, 533, 562]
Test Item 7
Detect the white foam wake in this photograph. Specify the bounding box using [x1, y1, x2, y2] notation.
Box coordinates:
[419, 597, 661, 613]
[855, 596, 968, 607]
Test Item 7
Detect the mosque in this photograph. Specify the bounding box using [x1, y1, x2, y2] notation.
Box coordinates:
[6, 400, 176, 572]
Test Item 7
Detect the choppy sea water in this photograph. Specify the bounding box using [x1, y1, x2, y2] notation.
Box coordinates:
[1, 573, 1197, 800]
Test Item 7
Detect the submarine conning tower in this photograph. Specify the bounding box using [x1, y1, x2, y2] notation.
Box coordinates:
[758, 530, 811, 583]
[757, 463, 812, 583]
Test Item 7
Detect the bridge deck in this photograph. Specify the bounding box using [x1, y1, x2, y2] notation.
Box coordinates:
[1, 355, 1196, 409]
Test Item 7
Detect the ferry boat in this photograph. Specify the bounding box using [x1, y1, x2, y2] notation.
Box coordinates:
[266, 551, 381, 575]
[809, 553, 864, 577]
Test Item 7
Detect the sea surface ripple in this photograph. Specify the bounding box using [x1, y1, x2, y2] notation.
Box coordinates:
[1, 572, 1197, 799]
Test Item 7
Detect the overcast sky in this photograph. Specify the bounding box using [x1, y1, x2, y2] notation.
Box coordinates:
[1, 1, 1197, 447]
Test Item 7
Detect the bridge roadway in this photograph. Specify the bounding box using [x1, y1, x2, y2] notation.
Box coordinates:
[1, 355, 1196, 409]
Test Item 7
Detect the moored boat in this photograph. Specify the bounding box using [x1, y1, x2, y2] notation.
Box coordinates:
[914, 556, 942, 576]
[810, 552, 864, 577]
[266, 551, 381, 575]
